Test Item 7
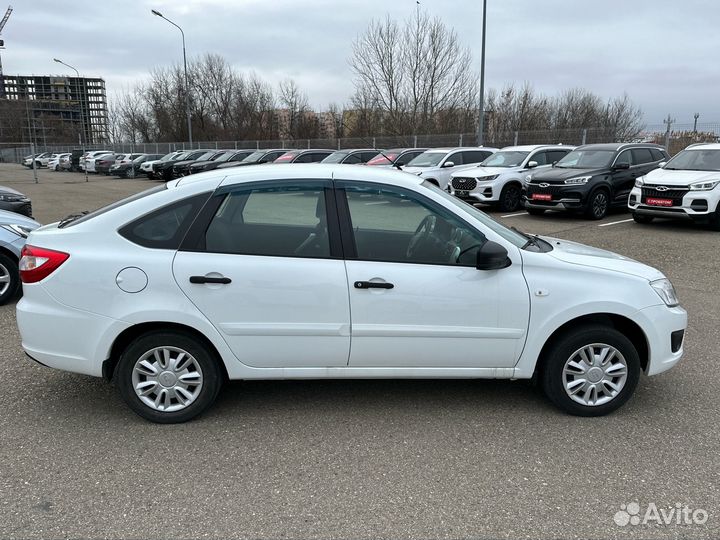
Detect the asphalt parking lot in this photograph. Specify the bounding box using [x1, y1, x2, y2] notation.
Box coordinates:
[0, 164, 718, 539]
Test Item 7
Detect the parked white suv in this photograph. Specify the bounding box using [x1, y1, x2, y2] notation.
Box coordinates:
[17, 164, 686, 423]
[402, 147, 499, 190]
[449, 145, 575, 212]
[629, 143, 720, 230]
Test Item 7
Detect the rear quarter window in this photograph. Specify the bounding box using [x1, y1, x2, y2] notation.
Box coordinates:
[118, 192, 211, 249]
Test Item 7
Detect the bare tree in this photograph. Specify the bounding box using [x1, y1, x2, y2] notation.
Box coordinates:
[349, 9, 478, 136]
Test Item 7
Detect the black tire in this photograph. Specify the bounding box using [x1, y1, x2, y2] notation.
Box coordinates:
[584, 188, 610, 220]
[147, 172, 156, 180]
[115, 331, 223, 423]
[526, 208, 546, 216]
[0, 253, 20, 305]
[498, 183, 522, 212]
[708, 208, 720, 231]
[632, 213, 654, 224]
[540, 324, 640, 416]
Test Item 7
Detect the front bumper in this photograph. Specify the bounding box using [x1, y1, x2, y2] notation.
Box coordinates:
[0, 199, 33, 218]
[636, 304, 687, 376]
[523, 183, 588, 211]
[629, 186, 719, 220]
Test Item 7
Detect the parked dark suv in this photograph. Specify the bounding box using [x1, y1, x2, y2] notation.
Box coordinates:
[523, 143, 669, 219]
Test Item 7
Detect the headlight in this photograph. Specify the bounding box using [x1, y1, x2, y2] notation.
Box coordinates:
[525, 174, 533, 184]
[0, 194, 25, 202]
[635, 178, 644, 188]
[0, 224, 33, 238]
[564, 176, 592, 185]
[689, 180, 719, 191]
[650, 278, 679, 307]
[477, 175, 499, 182]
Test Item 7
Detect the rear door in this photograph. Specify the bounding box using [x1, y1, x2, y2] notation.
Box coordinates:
[173, 178, 351, 368]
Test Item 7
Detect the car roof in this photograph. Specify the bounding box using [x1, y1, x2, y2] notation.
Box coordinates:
[684, 142, 720, 150]
[499, 144, 575, 152]
[173, 163, 424, 191]
[574, 143, 667, 152]
[422, 147, 499, 153]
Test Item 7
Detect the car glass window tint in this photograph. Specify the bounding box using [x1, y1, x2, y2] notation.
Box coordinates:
[119, 192, 210, 249]
[447, 152, 463, 166]
[462, 151, 488, 164]
[205, 184, 331, 258]
[632, 148, 654, 164]
[530, 152, 548, 166]
[615, 150, 633, 166]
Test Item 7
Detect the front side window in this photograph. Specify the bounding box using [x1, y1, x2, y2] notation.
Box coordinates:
[203, 184, 331, 258]
[528, 151, 548, 166]
[461, 150, 491, 164]
[342, 183, 486, 266]
[480, 151, 529, 168]
[614, 150, 633, 167]
[405, 152, 447, 167]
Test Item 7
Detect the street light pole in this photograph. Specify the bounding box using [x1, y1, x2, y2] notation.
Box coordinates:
[152, 9, 193, 147]
[476, 0, 487, 146]
[54, 57, 88, 182]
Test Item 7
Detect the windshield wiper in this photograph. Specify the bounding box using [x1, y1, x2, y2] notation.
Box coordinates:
[58, 211, 89, 227]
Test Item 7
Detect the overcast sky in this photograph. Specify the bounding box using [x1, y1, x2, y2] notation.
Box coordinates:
[4, 0, 718, 127]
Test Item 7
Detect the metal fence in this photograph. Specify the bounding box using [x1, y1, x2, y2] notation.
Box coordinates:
[3, 123, 719, 164]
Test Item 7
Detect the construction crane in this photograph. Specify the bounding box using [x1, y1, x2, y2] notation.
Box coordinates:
[0, 5, 13, 80]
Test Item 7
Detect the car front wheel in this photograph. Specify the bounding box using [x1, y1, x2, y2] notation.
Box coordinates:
[499, 183, 522, 212]
[540, 325, 640, 416]
[585, 189, 610, 220]
[115, 331, 223, 423]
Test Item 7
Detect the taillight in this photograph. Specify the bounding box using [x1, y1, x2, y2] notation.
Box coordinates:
[19, 245, 70, 284]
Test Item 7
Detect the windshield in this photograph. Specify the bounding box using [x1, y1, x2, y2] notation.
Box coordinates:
[480, 151, 529, 168]
[665, 148, 720, 171]
[423, 181, 528, 248]
[160, 152, 180, 161]
[406, 152, 446, 167]
[241, 151, 266, 163]
[556, 149, 616, 169]
[323, 151, 349, 164]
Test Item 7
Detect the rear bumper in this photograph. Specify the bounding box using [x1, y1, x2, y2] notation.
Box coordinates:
[17, 285, 130, 378]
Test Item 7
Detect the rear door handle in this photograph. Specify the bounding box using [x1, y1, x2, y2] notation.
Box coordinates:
[354, 281, 394, 290]
[189, 275, 232, 284]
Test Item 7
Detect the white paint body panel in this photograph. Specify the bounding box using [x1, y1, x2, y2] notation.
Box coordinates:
[16, 164, 687, 384]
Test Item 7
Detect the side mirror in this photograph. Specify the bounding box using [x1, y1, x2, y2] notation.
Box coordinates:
[658, 161, 667, 168]
[476, 241, 512, 271]
[614, 162, 630, 170]
[442, 161, 455, 168]
[527, 161, 539, 169]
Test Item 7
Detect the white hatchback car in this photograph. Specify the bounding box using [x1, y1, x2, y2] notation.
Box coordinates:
[402, 147, 499, 190]
[629, 143, 720, 230]
[17, 165, 687, 423]
[448, 145, 575, 212]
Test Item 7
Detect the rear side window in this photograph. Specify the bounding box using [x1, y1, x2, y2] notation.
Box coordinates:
[60, 185, 168, 228]
[119, 192, 210, 249]
[631, 148, 654, 164]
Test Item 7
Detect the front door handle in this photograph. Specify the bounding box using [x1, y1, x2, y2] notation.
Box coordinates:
[354, 280, 394, 290]
[190, 275, 232, 285]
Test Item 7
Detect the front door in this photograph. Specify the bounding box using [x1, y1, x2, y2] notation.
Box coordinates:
[173, 180, 351, 368]
[337, 181, 530, 368]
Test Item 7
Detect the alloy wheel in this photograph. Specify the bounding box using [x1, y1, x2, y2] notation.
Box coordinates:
[0, 262, 10, 297]
[592, 192, 608, 218]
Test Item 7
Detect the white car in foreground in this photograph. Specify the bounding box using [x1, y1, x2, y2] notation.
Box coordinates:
[402, 147, 499, 190]
[17, 164, 686, 423]
[448, 145, 575, 212]
[630, 143, 720, 230]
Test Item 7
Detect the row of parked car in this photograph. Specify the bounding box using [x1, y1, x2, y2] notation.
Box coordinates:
[19, 141, 720, 226]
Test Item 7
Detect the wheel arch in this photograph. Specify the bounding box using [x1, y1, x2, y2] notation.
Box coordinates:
[532, 313, 649, 378]
[103, 321, 229, 382]
[0, 245, 18, 263]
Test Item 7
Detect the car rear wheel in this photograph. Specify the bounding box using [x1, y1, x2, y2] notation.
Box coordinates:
[499, 183, 522, 212]
[541, 325, 640, 416]
[0, 253, 20, 305]
[585, 189, 610, 220]
[632, 213, 654, 224]
[115, 331, 223, 423]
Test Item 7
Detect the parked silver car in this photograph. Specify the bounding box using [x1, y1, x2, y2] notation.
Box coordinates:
[0, 210, 41, 304]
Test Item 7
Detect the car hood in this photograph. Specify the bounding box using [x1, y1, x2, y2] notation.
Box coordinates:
[542, 236, 664, 281]
[452, 166, 517, 178]
[0, 185, 25, 197]
[532, 167, 607, 182]
[402, 166, 441, 175]
[0, 209, 40, 228]
[642, 167, 720, 186]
